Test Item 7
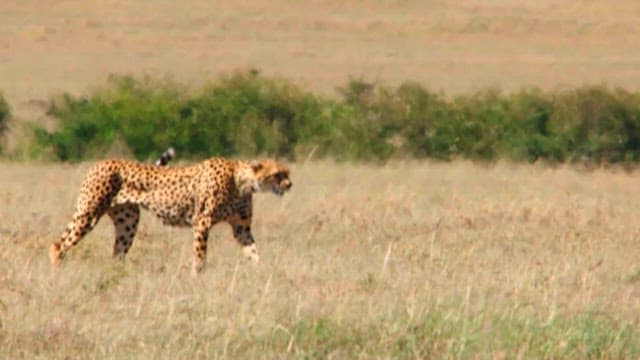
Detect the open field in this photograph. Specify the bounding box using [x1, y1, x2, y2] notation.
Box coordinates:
[1, 161, 640, 357]
[2, 1, 640, 357]
[3, 0, 640, 122]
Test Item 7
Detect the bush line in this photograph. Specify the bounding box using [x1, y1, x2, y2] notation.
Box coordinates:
[0, 92, 9, 154]
[12, 70, 640, 163]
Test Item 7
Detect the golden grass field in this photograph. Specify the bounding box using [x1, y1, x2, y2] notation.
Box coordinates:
[1, 161, 640, 357]
[3, 0, 640, 357]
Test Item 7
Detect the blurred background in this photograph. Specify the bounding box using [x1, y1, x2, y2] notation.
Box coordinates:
[2, 0, 640, 164]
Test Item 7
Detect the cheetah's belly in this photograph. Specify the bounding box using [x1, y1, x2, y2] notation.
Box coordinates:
[115, 187, 195, 227]
[147, 194, 195, 227]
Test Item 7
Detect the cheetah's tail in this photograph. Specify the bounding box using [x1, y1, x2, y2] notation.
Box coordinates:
[155, 147, 175, 166]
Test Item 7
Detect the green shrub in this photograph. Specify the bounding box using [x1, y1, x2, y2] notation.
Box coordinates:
[449, 88, 507, 160]
[0, 93, 10, 152]
[37, 71, 356, 161]
[501, 88, 566, 162]
[552, 86, 640, 163]
[29, 72, 640, 164]
[393, 82, 453, 159]
[41, 76, 186, 161]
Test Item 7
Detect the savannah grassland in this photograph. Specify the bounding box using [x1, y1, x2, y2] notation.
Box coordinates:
[2, 161, 640, 358]
[3, 0, 640, 358]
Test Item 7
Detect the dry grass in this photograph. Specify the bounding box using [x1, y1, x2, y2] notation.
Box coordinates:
[1, 160, 640, 357]
[3, 1, 640, 357]
[3, 0, 640, 122]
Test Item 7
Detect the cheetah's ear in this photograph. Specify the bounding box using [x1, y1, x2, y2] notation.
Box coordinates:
[251, 160, 263, 172]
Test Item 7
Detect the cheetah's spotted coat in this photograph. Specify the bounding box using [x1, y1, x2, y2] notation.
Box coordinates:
[50, 157, 292, 273]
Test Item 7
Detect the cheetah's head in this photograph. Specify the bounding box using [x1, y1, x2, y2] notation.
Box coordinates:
[236, 159, 292, 197]
[251, 159, 292, 196]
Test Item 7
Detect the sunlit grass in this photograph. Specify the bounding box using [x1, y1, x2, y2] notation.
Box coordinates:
[1, 161, 640, 358]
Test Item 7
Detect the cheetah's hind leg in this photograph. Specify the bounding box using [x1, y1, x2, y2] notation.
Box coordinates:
[50, 211, 103, 266]
[105, 147, 168, 261]
[107, 204, 141, 261]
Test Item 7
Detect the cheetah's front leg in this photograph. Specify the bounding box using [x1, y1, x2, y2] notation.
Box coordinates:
[230, 221, 260, 263]
[107, 204, 141, 261]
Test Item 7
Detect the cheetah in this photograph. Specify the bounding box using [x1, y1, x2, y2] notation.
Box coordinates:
[50, 156, 292, 273]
